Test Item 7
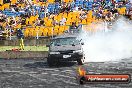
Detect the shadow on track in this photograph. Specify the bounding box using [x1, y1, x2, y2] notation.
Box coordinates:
[51, 61, 77, 68]
[23, 60, 77, 68]
[23, 61, 48, 68]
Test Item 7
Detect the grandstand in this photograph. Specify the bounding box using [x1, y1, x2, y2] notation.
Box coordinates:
[0, 0, 131, 49]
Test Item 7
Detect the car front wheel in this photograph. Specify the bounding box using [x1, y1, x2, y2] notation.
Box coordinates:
[47, 56, 59, 67]
[77, 56, 85, 65]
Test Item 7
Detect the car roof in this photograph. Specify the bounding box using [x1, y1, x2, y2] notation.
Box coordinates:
[53, 33, 78, 39]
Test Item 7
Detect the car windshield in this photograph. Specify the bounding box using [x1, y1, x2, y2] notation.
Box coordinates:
[51, 37, 80, 46]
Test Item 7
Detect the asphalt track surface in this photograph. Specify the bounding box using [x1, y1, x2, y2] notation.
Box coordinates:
[0, 58, 132, 88]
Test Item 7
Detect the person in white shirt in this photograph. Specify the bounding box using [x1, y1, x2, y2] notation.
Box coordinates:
[60, 17, 66, 25]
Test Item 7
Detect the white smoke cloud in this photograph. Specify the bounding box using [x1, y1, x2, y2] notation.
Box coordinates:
[78, 17, 132, 62]
[130, 0, 132, 3]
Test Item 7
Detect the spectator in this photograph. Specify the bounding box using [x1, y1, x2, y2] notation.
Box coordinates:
[79, 12, 87, 20]
[60, 17, 66, 25]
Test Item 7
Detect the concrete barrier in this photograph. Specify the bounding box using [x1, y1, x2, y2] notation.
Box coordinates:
[0, 38, 51, 46]
[0, 51, 48, 59]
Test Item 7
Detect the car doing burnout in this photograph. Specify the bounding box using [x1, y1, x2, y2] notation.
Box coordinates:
[47, 35, 85, 66]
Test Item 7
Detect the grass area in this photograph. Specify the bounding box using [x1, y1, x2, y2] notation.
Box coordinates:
[0, 46, 49, 51]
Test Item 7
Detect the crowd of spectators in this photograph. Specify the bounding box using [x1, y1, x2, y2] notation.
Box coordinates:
[0, 0, 132, 39]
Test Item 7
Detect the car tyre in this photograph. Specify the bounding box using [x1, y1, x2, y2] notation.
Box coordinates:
[47, 56, 59, 67]
[77, 55, 85, 65]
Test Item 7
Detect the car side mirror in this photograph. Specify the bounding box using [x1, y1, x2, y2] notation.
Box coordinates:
[57, 44, 60, 46]
[46, 45, 50, 47]
[72, 44, 75, 46]
[81, 42, 84, 45]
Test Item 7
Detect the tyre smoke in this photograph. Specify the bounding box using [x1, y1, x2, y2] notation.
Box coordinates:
[78, 17, 132, 62]
[130, 0, 132, 3]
